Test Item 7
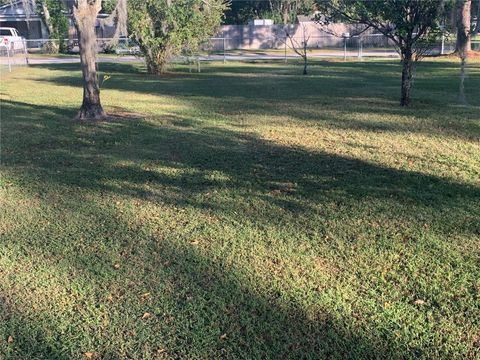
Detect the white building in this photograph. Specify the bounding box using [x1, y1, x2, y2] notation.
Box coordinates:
[0, 0, 116, 44]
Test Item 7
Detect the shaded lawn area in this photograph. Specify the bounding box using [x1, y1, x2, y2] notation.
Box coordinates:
[0, 59, 479, 359]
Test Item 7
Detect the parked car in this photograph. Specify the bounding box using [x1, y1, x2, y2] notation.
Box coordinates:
[0, 27, 26, 51]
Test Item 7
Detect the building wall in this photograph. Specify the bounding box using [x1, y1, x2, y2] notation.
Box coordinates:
[208, 24, 385, 51]
[1, 0, 116, 42]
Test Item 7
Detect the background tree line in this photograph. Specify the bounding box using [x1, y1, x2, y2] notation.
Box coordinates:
[224, 0, 316, 24]
[67, 0, 480, 118]
[2, 0, 477, 117]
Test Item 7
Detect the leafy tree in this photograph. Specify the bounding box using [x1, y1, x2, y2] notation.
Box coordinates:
[37, 0, 69, 53]
[285, 23, 310, 74]
[224, 0, 314, 24]
[102, 0, 118, 12]
[128, 0, 228, 75]
[225, 0, 275, 24]
[317, 0, 448, 106]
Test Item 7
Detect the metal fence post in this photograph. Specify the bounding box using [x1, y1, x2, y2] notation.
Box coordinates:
[284, 36, 287, 63]
[358, 37, 363, 60]
[441, 32, 445, 55]
[344, 37, 347, 61]
[23, 39, 29, 66]
[223, 37, 226, 64]
[7, 45, 12, 72]
[439, 24, 445, 56]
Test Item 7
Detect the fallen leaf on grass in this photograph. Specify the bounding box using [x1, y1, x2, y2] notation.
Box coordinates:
[84, 352, 94, 359]
[142, 312, 151, 320]
[114, 263, 120, 269]
[7, 335, 13, 343]
[414, 299, 426, 305]
[220, 333, 227, 340]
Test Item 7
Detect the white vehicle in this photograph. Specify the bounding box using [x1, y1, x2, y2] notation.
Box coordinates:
[0, 27, 26, 51]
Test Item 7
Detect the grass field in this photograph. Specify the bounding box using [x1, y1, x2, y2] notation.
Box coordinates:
[1, 58, 479, 359]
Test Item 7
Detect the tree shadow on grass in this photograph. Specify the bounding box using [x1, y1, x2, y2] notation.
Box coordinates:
[31, 60, 480, 141]
[0, 203, 405, 359]
[1, 97, 479, 358]
[2, 99, 479, 241]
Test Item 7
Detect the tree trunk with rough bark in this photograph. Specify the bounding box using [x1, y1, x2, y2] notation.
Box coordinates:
[302, 40, 308, 75]
[455, 0, 472, 54]
[42, 2, 54, 35]
[41, 1, 59, 53]
[282, 0, 290, 24]
[455, 0, 471, 104]
[73, 0, 106, 120]
[475, 0, 480, 34]
[143, 46, 171, 75]
[400, 49, 414, 107]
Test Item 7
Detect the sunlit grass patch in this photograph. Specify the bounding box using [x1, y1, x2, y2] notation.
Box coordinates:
[1, 58, 479, 359]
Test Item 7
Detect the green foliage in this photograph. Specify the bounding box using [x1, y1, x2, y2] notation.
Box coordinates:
[129, 0, 229, 74]
[101, 0, 118, 13]
[232, 2, 269, 24]
[38, 0, 69, 53]
[225, 0, 315, 25]
[317, 0, 450, 56]
[317, 0, 452, 105]
[257, 8, 284, 24]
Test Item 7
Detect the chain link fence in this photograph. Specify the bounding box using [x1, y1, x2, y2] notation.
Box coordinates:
[203, 34, 472, 61]
[205, 34, 401, 61]
[0, 40, 29, 72]
[1, 35, 479, 72]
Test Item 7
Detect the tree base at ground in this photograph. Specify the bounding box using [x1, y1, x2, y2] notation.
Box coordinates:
[75, 104, 107, 121]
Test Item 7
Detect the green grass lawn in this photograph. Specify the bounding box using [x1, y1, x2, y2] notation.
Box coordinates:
[1, 58, 479, 359]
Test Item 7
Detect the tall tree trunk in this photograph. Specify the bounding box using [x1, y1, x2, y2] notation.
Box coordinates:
[400, 49, 414, 107]
[42, 0, 61, 53]
[282, 0, 290, 24]
[303, 41, 307, 75]
[455, 0, 472, 104]
[475, 0, 480, 34]
[455, 0, 472, 55]
[42, 1, 54, 35]
[143, 46, 170, 75]
[73, 0, 106, 120]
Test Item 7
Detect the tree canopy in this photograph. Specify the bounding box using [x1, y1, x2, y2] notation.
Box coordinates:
[128, 0, 228, 74]
[317, 0, 450, 106]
